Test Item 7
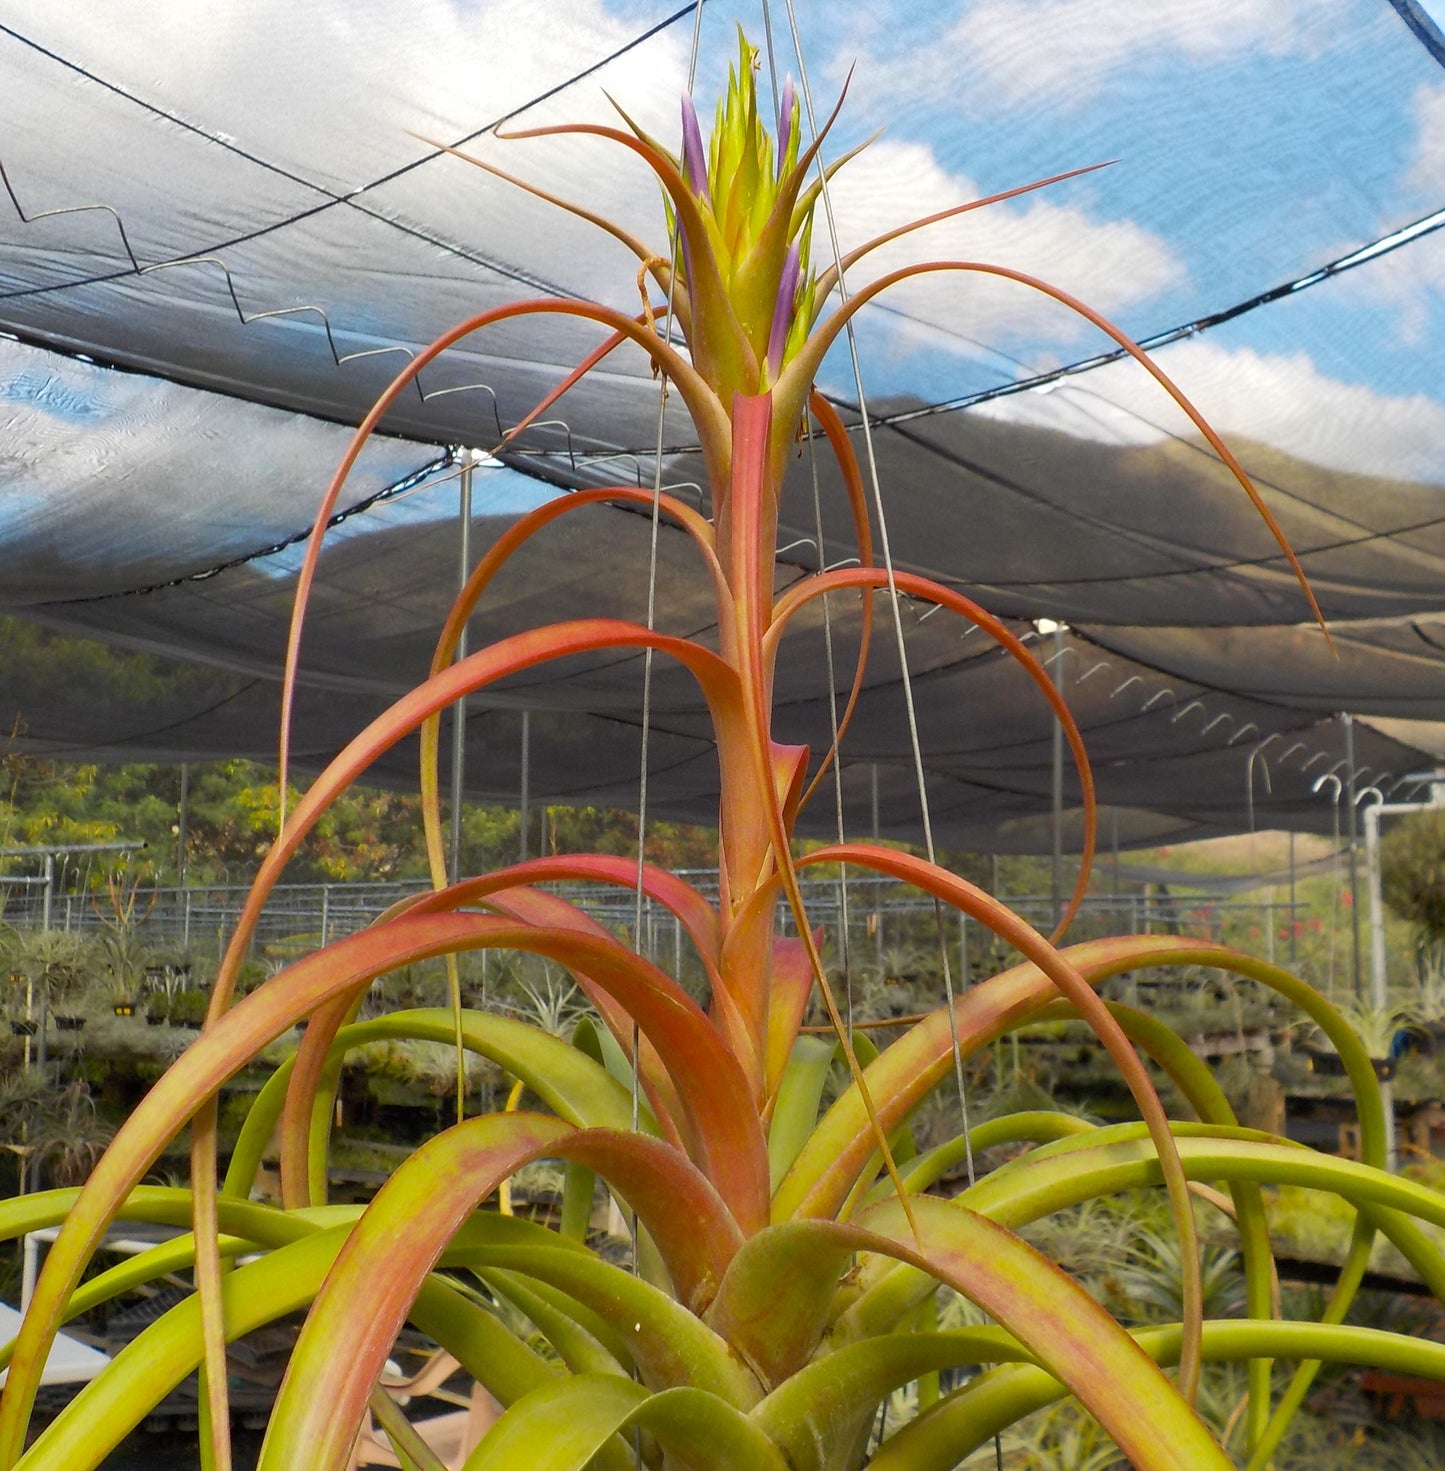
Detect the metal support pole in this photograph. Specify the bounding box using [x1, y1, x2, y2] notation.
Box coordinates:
[1050, 625, 1065, 931]
[1364, 802, 1397, 1169]
[450, 451, 475, 884]
[870, 763, 882, 959]
[1344, 714, 1363, 1001]
[177, 761, 190, 887]
[1288, 829, 1297, 969]
[519, 709, 531, 863]
[1111, 808, 1122, 930]
[33, 860, 49, 1068]
[21, 1234, 39, 1310]
[35, 990, 47, 1072]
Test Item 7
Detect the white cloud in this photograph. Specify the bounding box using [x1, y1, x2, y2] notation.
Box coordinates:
[1339, 231, 1445, 350]
[852, 0, 1325, 111]
[1319, 82, 1445, 350]
[822, 140, 1185, 344]
[35, 0, 686, 192]
[1406, 82, 1445, 199]
[973, 338, 1445, 483]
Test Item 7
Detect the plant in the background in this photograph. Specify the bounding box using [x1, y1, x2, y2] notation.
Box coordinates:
[3, 929, 91, 1038]
[1383, 809, 1445, 944]
[1383, 808, 1445, 1027]
[22, 1081, 113, 1192]
[3, 28, 1445, 1471]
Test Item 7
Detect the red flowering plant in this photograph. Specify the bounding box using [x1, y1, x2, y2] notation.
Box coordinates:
[2, 32, 1443, 1471]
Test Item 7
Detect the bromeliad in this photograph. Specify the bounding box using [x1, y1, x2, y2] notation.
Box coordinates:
[0, 29, 1422, 1471]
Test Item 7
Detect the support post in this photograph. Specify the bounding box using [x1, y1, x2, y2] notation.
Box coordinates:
[1050, 624, 1065, 931]
[1288, 828, 1297, 969]
[450, 451, 475, 884]
[1364, 802, 1397, 1170]
[177, 761, 190, 887]
[519, 709, 531, 863]
[870, 763, 881, 958]
[1344, 713, 1363, 1001]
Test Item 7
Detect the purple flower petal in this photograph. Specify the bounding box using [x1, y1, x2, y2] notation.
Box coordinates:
[777, 77, 796, 174]
[767, 242, 801, 378]
[681, 95, 711, 206]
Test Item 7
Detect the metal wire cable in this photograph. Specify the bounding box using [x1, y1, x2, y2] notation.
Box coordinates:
[759, 0, 859, 1026]
[778, 0, 977, 1188]
[44, 450, 456, 603]
[806, 419, 857, 1030]
[625, 28, 705, 1467]
[631, 0, 705, 1075]
[0, 7, 704, 305]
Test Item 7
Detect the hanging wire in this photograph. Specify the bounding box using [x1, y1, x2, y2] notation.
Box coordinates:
[805, 419, 857, 1029]
[777, 0, 977, 1178]
[763, 0, 860, 1034]
[0, 7, 705, 306]
[631, 0, 705, 1118]
[626, 19, 705, 1467]
[775, 8, 997, 1461]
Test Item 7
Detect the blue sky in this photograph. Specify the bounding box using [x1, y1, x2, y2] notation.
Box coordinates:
[7, 0, 1444, 529]
[647, 0, 1445, 485]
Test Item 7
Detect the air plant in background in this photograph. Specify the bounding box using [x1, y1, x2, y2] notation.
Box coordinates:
[0, 28, 1440, 1471]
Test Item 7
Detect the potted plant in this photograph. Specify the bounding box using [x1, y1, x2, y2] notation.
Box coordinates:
[1307, 1001, 1409, 1080]
[6, 930, 92, 1044]
[104, 972, 136, 1019]
[164, 990, 209, 1031]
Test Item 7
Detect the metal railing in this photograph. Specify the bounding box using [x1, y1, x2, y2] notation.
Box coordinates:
[0, 868, 1306, 978]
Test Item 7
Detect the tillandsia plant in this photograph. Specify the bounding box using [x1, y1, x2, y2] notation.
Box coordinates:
[4, 30, 1445, 1471]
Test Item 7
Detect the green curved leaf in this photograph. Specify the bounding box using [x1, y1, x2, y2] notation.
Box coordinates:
[16, 1215, 564, 1471]
[1018, 996, 1277, 1451]
[475, 1268, 626, 1378]
[263, 1113, 758, 1471]
[777, 934, 1387, 1218]
[852, 1196, 1229, 1471]
[260, 1112, 575, 1471]
[870, 1319, 1445, 1470]
[223, 1006, 651, 1201]
[461, 1371, 645, 1471]
[0, 1190, 348, 1376]
[865, 1110, 1095, 1206]
[3, 912, 649, 1455]
[452, 1243, 754, 1408]
[846, 1127, 1445, 1342]
[705, 1220, 859, 1390]
[18, 1227, 354, 1470]
[462, 1375, 789, 1471]
[752, 1327, 1028, 1471]
[767, 1036, 840, 1191]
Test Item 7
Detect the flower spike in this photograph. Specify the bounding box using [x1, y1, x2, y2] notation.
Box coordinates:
[681, 94, 711, 206]
[777, 77, 797, 178]
[766, 242, 801, 382]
